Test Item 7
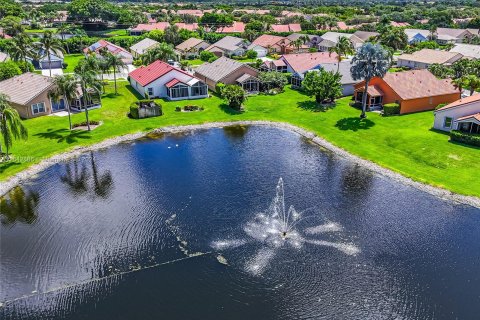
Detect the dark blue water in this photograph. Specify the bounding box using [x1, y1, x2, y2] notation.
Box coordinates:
[1, 126, 479, 319]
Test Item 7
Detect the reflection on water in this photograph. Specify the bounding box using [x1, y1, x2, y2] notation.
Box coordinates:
[1, 126, 480, 320]
[0, 186, 40, 225]
[223, 125, 249, 139]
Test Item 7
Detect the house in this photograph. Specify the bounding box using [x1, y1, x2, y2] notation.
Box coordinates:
[404, 29, 430, 44]
[175, 38, 210, 58]
[128, 60, 208, 100]
[205, 36, 249, 57]
[434, 94, 480, 132]
[84, 40, 133, 65]
[194, 57, 260, 93]
[28, 49, 64, 70]
[390, 21, 410, 27]
[317, 32, 363, 52]
[436, 28, 480, 44]
[287, 33, 322, 49]
[0, 73, 100, 119]
[352, 31, 379, 42]
[250, 35, 291, 55]
[217, 22, 246, 33]
[130, 38, 160, 59]
[353, 69, 460, 114]
[129, 22, 170, 35]
[275, 52, 339, 87]
[0, 52, 8, 62]
[321, 62, 361, 96]
[247, 43, 268, 58]
[397, 49, 463, 69]
[174, 23, 199, 31]
[270, 24, 302, 33]
[450, 43, 480, 60]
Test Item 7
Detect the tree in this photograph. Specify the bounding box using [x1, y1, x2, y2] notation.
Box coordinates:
[0, 61, 22, 81]
[0, 15, 24, 36]
[350, 43, 391, 118]
[104, 53, 125, 95]
[377, 27, 408, 51]
[200, 50, 216, 62]
[301, 70, 342, 105]
[163, 25, 181, 45]
[258, 71, 288, 92]
[75, 69, 102, 131]
[50, 74, 77, 130]
[69, 0, 111, 23]
[222, 85, 247, 110]
[5, 33, 33, 64]
[428, 63, 453, 79]
[57, 23, 72, 54]
[0, 0, 23, 18]
[245, 49, 258, 59]
[0, 93, 27, 159]
[462, 75, 480, 96]
[36, 30, 64, 77]
[328, 36, 355, 72]
[199, 13, 234, 32]
[179, 60, 190, 71]
[141, 42, 176, 65]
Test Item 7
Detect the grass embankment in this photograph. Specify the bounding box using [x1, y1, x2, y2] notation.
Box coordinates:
[1, 83, 479, 197]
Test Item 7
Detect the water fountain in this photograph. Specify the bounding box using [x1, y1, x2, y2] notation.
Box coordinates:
[212, 178, 360, 275]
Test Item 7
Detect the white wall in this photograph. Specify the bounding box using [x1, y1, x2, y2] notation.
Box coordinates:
[434, 100, 480, 131]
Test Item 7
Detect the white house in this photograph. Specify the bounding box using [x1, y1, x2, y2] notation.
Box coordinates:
[128, 60, 208, 100]
[434, 94, 480, 132]
[247, 43, 268, 58]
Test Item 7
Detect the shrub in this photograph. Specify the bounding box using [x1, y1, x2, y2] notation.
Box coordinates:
[436, 103, 448, 110]
[383, 103, 400, 116]
[133, 59, 143, 67]
[0, 61, 22, 81]
[222, 85, 247, 110]
[130, 103, 140, 119]
[130, 100, 162, 119]
[208, 56, 217, 63]
[245, 49, 258, 59]
[450, 130, 480, 147]
[215, 82, 226, 96]
[200, 50, 216, 62]
[308, 48, 318, 53]
[15, 61, 34, 73]
[73, 120, 100, 128]
[349, 101, 363, 109]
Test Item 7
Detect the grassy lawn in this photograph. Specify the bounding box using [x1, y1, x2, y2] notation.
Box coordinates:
[1, 82, 479, 197]
[187, 59, 204, 66]
[105, 29, 128, 36]
[25, 28, 58, 33]
[63, 54, 85, 73]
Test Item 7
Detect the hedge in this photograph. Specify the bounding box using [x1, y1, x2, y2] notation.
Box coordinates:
[450, 130, 480, 147]
[383, 103, 400, 116]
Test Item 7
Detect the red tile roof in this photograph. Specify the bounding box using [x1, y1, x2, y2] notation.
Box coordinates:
[83, 39, 130, 56]
[129, 60, 192, 87]
[217, 22, 245, 33]
[281, 52, 339, 74]
[437, 94, 480, 111]
[270, 24, 302, 33]
[165, 78, 186, 88]
[390, 21, 410, 27]
[175, 23, 199, 31]
[252, 34, 289, 48]
[131, 22, 170, 32]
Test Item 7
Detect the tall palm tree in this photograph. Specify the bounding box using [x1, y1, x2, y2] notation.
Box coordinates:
[464, 75, 480, 96]
[141, 42, 176, 65]
[75, 55, 100, 73]
[329, 36, 355, 72]
[50, 74, 77, 130]
[57, 24, 72, 54]
[5, 33, 33, 64]
[350, 43, 391, 118]
[36, 30, 64, 77]
[104, 53, 126, 95]
[0, 93, 28, 159]
[98, 58, 111, 94]
[75, 70, 102, 131]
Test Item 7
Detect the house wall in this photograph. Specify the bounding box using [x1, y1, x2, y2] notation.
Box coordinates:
[342, 83, 355, 96]
[434, 101, 480, 131]
[397, 59, 430, 69]
[251, 45, 268, 58]
[401, 93, 460, 114]
[130, 69, 197, 98]
[12, 90, 55, 119]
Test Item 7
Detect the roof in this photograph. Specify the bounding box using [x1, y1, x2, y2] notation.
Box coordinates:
[397, 49, 463, 65]
[236, 73, 258, 83]
[130, 38, 159, 55]
[281, 52, 339, 74]
[194, 57, 254, 83]
[131, 22, 170, 32]
[321, 62, 360, 85]
[287, 33, 318, 42]
[270, 24, 302, 33]
[404, 29, 430, 40]
[217, 22, 245, 33]
[128, 60, 192, 87]
[353, 31, 379, 41]
[437, 94, 480, 111]
[0, 73, 53, 105]
[356, 85, 384, 97]
[252, 34, 289, 48]
[165, 78, 186, 88]
[450, 44, 480, 59]
[382, 69, 459, 100]
[455, 113, 480, 122]
[437, 28, 469, 39]
[391, 21, 410, 27]
[84, 39, 131, 56]
[321, 32, 359, 43]
[206, 36, 246, 52]
[174, 23, 198, 31]
[176, 38, 207, 52]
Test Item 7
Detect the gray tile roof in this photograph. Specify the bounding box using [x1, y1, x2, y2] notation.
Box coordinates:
[130, 38, 159, 55]
[206, 36, 247, 52]
[194, 57, 246, 82]
[175, 37, 207, 51]
[321, 62, 359, 85]
[0, 73, 54, 105]
[450, 43, 480, 59]
[352, 31, 379, 41]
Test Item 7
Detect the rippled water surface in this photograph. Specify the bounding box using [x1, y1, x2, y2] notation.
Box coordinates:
[1, 126, 480, 319]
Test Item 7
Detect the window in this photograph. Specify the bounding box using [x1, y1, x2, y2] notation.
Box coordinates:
[241, 79, 259, 92]
[291, 75, 302, 88]
[147, 87, 154, 97]
[170, 84, 189, 99]
[31, 102, 45, 114]
[444, 117, 453, 128]
[191, 82, 207, 96]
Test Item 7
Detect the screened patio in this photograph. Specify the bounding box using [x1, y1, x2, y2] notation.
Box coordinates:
[236, 74, 260, 93]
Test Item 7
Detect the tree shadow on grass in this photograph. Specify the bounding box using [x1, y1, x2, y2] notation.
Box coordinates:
[34, 128, 92, 144]
[219, 103, 243, 115]
[335, 117, 375, 131]
[125, 85, 145, 100]
[297, 101, 336, 112]
[0, 160, 21, 174]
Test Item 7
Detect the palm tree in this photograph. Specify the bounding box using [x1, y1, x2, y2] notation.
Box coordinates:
[464, 75, 480, 96]
[5, 33, 33, 64]
[0, 93, 28, 159]
[179, 60, 190, 71]
[57, 24, 71, 54]
[75, 70, 102, 131]
[75, 55, 99, 73]
[329, 36, 355, 72]
[377, 27, 408, 51]
[50, 74, 77, 130]
[141, 42, 176, 65]
[350, 43, 391, 118]
[36, 30, 64, 77]
[104, 53, 126, 95]
[98, 58, 111, 93]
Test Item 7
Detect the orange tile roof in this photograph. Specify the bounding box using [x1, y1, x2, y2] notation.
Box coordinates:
[437, 94, 480, 111]
[356, 85, 384, 97]
[252, 34, 289, 47]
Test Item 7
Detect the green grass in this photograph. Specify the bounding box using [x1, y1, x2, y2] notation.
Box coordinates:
[187, 59, 204, 66]
[63, 54, 85, 73]
[105, 29, 128, 36]
[25, 28, 58, 33]
[1, 83, 479, 197]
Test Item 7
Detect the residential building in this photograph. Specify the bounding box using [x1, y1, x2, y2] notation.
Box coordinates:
[434, 94, 480, 132]
[390, 21, 410, 27]
[317, 32, 363, 52]
[353, 69, 460, 114]
[84, 40, 133, 65]
[174, 23, 199, 32]
[0, 73, 100, 119]
[217, 22, 246, 33]
[194, 57, 260, 93]
[129, 22, 170, 35]
[270, 24, 302, 33]
[321, 62, 361, 96]
[397, 49, 463, 69]
[352, 31, 379, 42]
[250, 35, 291, 55]
[287, 33, 322, 49]
[436, 28, 480, 44]
[450, 43, 480, 60]
[128, 60, 208, 100]
[247, 43, 268, 58]
[205, 36, 249, 57]
[404, 29, 431, 44]
[175, 38, 210, 58]
[130, 38, 160, 59]
[28, 49, 64, 70]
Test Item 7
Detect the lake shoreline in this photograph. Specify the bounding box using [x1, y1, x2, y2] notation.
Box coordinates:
[1, 120, 479, 208]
